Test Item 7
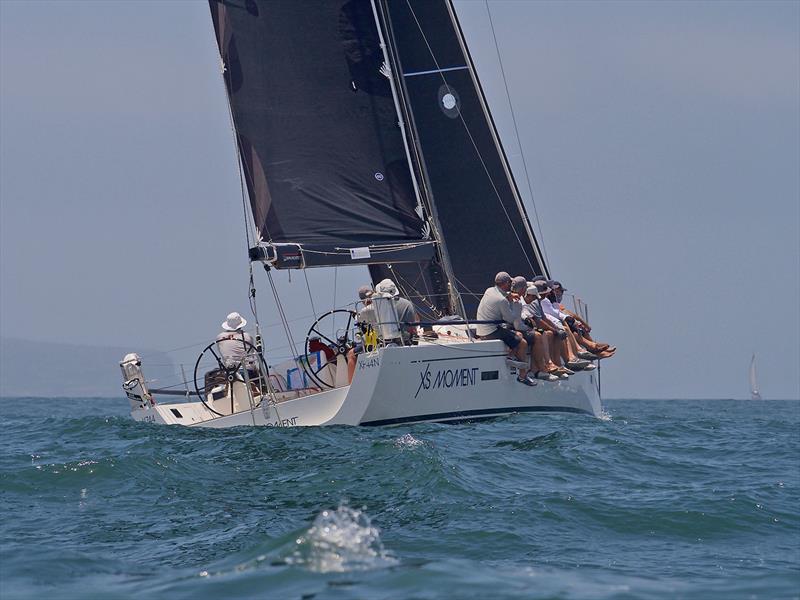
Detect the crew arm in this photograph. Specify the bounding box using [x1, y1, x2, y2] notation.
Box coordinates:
[537, 317, 560, 333]
[499, 300, 516, 325]
[562, 308, 585, 325]
[408, 311, 419, 335]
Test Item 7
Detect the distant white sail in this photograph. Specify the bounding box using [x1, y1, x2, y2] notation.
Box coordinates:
[749, 353, 762, 400]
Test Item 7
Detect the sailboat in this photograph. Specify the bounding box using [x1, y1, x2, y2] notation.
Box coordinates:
[749, 353, 762, 400]
[119, 0, 603, 427]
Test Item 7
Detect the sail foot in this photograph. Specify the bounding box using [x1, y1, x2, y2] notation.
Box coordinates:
[248, 242, 436, 270]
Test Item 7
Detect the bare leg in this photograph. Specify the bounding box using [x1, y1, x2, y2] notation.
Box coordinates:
[581, 330, 611, 349]
[527, 334, 537, 374]
[346, 349, 356, 383]
[531, 332, 549, 373]
[575, 331, 615, 355]
[547, 331, 564, 367]
[516, 338, 528, 379]
[541, 331, 560, 370]
[566, 328, 582, 359]
[560, 334, 574, 364]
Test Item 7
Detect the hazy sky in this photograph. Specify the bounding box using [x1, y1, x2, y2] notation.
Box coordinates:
[1, 0, 798, 399]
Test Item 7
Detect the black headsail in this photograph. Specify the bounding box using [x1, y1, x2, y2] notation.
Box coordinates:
[209, 0, 435, 269]
[370, 0, 549, 318]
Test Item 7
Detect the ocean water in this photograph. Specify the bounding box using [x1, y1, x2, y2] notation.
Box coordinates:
[1, 398, 798, 599]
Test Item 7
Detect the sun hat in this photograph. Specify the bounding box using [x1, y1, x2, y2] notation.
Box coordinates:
[221, 311, 247, 331]
[375, 278, 399, 297]
[534, 281, 551, 295]
[525, 285, 539, 296]
[511, 276, 527, 292]
[549, 280, 567, 291]
[357, 285, 373, 300]
[494, 271, 512, 285]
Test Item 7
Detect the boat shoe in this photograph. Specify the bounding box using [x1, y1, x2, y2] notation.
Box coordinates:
[533, 371, 559, 382]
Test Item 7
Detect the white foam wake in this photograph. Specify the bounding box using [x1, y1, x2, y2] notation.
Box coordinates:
[394, 433, 424, 448]
[286, 504, 397, 573]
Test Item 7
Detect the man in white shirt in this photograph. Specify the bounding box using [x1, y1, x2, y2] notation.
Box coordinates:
[511, 279, 559, 381]
[535, 281, 594, 371]
[215, 312, 260, 380]
[475, 272, 532, 385]
[540, 286, 569, 328]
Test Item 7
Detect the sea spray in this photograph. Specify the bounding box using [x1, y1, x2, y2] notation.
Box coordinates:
[285, 503, 397, 573]
[393, 433, 424, 449]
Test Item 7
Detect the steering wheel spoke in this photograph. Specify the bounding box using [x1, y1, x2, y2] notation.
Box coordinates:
[309, 327, 338, 348]
[302, 309, 357, 390]
[194, 338, 269, 417]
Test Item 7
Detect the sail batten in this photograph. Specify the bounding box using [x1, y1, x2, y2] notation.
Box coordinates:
[404, 65, 469, 77]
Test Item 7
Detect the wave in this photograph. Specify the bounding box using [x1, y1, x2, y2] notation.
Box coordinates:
[1, 399, 798, 599]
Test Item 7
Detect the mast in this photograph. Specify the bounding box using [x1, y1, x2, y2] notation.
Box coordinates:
[376, 0, 549, 317]
[368, 0, 426, 236]
[371, 0, 464, 318]
[209, 0, 549, 318]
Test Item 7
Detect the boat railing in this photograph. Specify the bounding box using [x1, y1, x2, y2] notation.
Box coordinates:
[566, 293, 590, 323]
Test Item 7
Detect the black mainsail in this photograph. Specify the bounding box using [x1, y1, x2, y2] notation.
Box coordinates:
[211, 0, 548, 318]
[209, 0, 434, 269]
[371, 0, 549, 318]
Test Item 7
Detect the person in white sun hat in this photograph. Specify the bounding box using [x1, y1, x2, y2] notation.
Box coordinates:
[375, 278, 419, 344]
[215, 312, 257, 370]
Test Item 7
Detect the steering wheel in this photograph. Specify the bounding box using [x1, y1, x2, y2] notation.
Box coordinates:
[193, 338, 268, 417]
[302, 309, 356, 390]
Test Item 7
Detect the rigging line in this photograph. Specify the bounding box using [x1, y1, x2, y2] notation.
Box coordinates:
[416, 261, 434, 300]
[404, 0, 537, 276]
[237, 151, 253, 251]
[303, 270, 318, 322]
[376, 291, 451, 300]
[484, 0, 550, 268]
[215, 33, 266, 348]
[247, 264, 267, 365]
[137, 313, 322, 360]
[448, 271, 481, 300]
[214, 41, 257, 251]
[266, 270, 302, 372]
[331, 267, 338, 337]
[388, 264, 441, 318]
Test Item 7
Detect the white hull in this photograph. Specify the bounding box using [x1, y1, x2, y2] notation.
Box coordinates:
[130, 340, 601, 428]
